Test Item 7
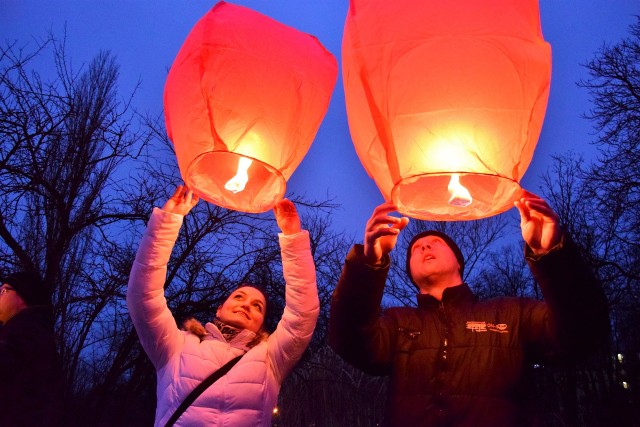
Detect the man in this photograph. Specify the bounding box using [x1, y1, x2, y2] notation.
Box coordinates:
[329, 192, 608, 426]
[0, 270, 63, 426]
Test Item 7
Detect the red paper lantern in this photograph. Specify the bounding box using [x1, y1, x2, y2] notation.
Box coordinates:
[343, 0, 551, 220]
[165, 1, 337, 213]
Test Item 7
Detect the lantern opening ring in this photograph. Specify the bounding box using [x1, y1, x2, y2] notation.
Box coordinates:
[186, 150, 286, 213]
[391, 172, 523, 221]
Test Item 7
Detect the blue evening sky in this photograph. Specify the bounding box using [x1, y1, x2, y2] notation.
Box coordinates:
[2, 1, 638, 238]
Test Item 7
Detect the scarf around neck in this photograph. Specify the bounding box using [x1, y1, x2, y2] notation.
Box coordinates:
[212, 318, 242, 342]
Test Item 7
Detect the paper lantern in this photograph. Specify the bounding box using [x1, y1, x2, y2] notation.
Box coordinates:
[165, 1, 337, 213]
[343, 0, 551, 220]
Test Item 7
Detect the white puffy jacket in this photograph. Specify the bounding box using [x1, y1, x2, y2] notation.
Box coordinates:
[127, 208, 319, 426]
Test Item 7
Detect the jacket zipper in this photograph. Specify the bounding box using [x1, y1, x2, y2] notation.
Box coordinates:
[439, 301, 449, 361]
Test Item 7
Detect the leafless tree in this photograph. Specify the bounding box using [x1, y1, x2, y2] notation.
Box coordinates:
[577, 15, 640, 288]
[277, 346, 387, 427]
[534, 16, 640, 426]
[0, 32, 152, 416]
[473, 245, 538, 300]
[546, 16, 640, 356]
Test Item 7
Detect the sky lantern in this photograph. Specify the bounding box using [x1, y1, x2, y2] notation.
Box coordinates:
[164, 1, 337, 213]
[342, 0, 552, 220]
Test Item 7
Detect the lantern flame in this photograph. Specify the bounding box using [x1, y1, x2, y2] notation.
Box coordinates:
[447, 174, 472, 207]
[225, 157, 253, 193]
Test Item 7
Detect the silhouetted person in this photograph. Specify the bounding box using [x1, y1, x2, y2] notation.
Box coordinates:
[0, 270, 63, 427]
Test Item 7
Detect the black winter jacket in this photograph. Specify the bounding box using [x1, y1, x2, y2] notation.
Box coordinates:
[329, 237, 608, 427]
[0, 306, 64, 426]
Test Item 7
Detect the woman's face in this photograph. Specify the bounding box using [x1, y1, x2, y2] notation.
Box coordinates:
[216, 286, 266, 333]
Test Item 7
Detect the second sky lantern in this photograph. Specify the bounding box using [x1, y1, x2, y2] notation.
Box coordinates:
[164, 1, 337, 213]
[342, 0, 552, 220]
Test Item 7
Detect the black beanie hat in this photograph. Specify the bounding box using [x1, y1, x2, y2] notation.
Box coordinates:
[405, 230, 465, 288]
[2, 271, 50, 306]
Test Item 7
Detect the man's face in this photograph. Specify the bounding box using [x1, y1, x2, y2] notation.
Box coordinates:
[409, 235, 461, 285]
[0, 283, 24, 324]
[216, 286, 266, 334]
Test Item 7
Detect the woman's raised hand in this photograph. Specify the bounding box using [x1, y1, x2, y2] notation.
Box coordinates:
[273, 198, 302, 236]
[162, 185, 199, 216]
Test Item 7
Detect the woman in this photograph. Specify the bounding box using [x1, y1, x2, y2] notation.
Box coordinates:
[127, 186, 319, 426]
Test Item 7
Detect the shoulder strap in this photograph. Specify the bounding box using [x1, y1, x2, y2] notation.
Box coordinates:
[164, 354, 244, 427]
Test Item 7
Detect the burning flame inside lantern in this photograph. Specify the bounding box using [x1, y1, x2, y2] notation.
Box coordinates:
[447, 174, 472, 207]
[225, 157, 253, 193]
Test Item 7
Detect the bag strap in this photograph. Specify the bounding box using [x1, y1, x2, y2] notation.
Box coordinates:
[164, 354, 244, 427]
